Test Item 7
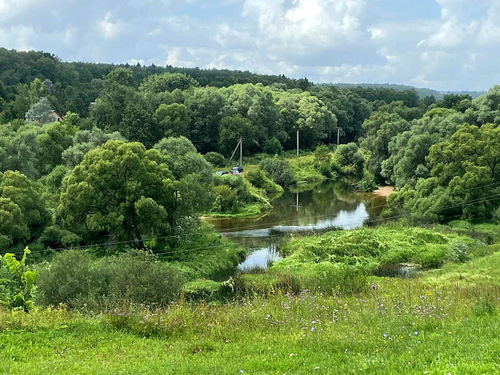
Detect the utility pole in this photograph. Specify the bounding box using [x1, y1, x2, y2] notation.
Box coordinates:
[228, 138, 242, 165]
[239, 136, 242, 167]
[337, 128, 341, 145]
[296, 129, 300, 156]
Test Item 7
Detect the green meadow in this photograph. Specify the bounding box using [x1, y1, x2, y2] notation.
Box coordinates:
[2, 223, 500, 375]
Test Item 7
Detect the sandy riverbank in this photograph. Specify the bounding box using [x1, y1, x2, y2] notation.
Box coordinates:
[372, 186, 394, 197]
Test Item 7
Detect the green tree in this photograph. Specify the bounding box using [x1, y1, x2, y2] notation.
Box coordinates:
[36, 121, 74, 175]
[58, 140, 174, 244]
[154, 137, 215, 220]
[25, 97, 53, 124]
[335, 143, 364, 178]
[0, 124, 41, 179]
[184, 87, 224, 154]
[0, 197, 29, 248]
[62, 127, 126, 168]
[155, 103, 190, 138]
[139, 72, 198, 94]
[381, 110, 464, 188]
[218, 114, 257, 156]
[0, 171, 50, 240]
[360, 107, 411, 181]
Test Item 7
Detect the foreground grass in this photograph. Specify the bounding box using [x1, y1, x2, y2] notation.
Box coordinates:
[2, 251, 500, 374]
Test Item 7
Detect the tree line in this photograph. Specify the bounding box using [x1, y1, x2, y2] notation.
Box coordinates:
[1, 48, 499, 254]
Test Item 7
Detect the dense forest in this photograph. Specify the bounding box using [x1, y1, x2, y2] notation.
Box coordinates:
[0, 47, 499, 255]
[1, 48, 500, 374]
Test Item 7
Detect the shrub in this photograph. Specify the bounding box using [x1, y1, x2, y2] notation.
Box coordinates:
[449, 240, 470, 263]
[493, 206, 500, 224]
[259, 157, 296, 187]
[213, 185, 239, 213]
[36, 250, 186, 310]
[0, 247, 36, 312]
[182, 279, 234, 301]
[356, 170, 377, 192]
[263, 137, 283, 155]
[204, 152, 225, 167]
[245, 169, 283, 197]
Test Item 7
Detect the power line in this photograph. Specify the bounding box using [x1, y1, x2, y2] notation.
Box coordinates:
[7, 193, 497, 260]
[3, 183, 499, 259]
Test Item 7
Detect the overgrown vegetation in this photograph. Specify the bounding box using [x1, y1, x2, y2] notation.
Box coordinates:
[2, 243, 500, 374]
[1, 47, 500, 374]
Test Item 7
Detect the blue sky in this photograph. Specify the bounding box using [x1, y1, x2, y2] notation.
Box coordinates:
[0, 0, 498, 91]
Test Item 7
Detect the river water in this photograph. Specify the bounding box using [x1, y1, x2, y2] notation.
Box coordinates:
[205, 181, 387, 271]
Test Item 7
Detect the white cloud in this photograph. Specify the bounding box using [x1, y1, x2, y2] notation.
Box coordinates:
[0, 24, 35, 51]
[1, 0, 500, 91]
[242, 0, 367, 52]
[478, 0, 500, 44]
[215, 23, 252, 47]
[165, 47, 196, 67]
[128, 58, 145, 66]
[0, 0, 43, 21]
[368, 28, 385, 40]
[96, 12, 122, 40]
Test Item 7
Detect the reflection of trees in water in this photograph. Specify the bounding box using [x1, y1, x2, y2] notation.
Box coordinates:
[362, 195, 387, 219]
[210, 179, 384, 232]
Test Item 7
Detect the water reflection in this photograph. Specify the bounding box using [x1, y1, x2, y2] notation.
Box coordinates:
[205, 181, 387, 271]
[238, 244, 281, 271]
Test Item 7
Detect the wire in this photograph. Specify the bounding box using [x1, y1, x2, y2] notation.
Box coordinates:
[11, 193, 497, 260]
[4, 183, 499, 259]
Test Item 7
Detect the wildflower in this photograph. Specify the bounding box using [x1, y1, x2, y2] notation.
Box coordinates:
[311, 327, 315, 332]
[383, 333, 388, 337]
[311, 320, 317, 324]
[290, 353, 294, 357]
[371, 282, 377, 290]
[414, 331, 418, 335]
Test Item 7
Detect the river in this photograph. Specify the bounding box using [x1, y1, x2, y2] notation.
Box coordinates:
[205, 181, 388, 271]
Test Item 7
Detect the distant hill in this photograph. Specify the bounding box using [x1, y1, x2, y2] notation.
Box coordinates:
[325, 83, 485, 99]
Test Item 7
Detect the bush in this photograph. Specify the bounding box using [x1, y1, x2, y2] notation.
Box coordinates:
[314, 145, 333, 178]
[182, 279, 234, 301]
[39, 225, 81, 249]
[493, 206, 500, 224]
[414, 245, 448, 268]
[36, 250, 186, 310]
[245, 169, 283, 197]
[356, 170, 377, 192]
[263, 137, 283, 156]
[233, 272, 301, 297]
[449, 240, 470, 263]
[259, 157, 296, 187]
[0, 247, 36, 312]
[213, 185, 239, 213]
[204, 152, 226, 167]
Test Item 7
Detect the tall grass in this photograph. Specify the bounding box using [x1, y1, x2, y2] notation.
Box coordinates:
[2, 258, 500, 374]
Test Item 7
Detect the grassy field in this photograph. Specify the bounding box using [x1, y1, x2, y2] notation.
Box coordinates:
[2, 232, 500, 374]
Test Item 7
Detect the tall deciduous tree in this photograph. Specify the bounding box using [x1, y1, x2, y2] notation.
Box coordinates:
[155, 103, 190, 138]
[0, 171, 50, 241]
[154, 137, 215, 220]
[58, 140, 174, 244]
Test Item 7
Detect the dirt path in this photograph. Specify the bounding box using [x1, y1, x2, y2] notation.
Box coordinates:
[372, 186, 394, 197]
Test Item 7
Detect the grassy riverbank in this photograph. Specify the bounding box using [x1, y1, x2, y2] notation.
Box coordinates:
[1, 222, 500, 374]
[1, 249, 500, 374]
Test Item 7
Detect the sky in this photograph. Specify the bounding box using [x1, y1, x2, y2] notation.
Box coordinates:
[0, 0, 498, 91]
